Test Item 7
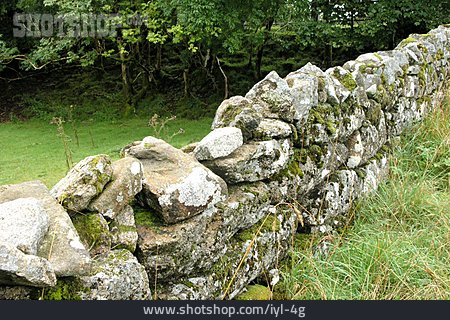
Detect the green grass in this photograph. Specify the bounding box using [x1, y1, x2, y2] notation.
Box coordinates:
[277, 95, 449, 300]
[0, 117, 212, 188]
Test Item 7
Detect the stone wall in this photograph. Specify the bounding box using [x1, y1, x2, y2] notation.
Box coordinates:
[1, 26, 449, 300]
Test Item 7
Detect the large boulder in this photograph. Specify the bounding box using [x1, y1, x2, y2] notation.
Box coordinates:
[0, 243, 56, 287]
[203, 139, 291, 184]
[0, 181, 91, 276]
[193, 127, 243, 161]
[0, 198, 49, 255]
[50, 155, 113, 212]
[122, 137, 228, 224]
[88, 158, 143, 219]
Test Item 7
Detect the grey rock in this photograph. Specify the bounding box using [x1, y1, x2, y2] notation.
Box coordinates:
[0, 243, 56, 287]
[254, 119, 292, 139]
[0, 198, 49, 255]
[245, 71, 296, 122]
[0, 181, 91, 277]
[44, 250, 151, 300]
[51, 155, 113, 212]
[203, 139, 291, 184]
[109, 205, 138, 252]
[78, 250, 151, 300]
[123, 136, 228, 224]
[211, 96, 262, 141]
[88, 157, 143, 219]
[194, 127, 243, 161]
[0, 286, 35, 300]
[285, 70, 319, 122]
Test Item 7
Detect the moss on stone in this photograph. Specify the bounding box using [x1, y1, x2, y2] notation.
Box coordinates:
[436, 49, 444, 60]
[271, 149, 304, 181]
[72, 213, 111, 253]
[333, 69, 357, 91]
[235, 284, 272, 300]
[236, 214, 281, 242]
[134, 206, 164, 229]
[42, 278, 88, 300]
[399, 37, 417, 48]
[373, 53, 383, 61]
[326, 120, 337, 135]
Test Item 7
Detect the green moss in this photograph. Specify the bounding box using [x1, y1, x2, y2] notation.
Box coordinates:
[134, 206, 164, 229]
[42, 278, 88, 300]
[143, 143, 155, 148]
[373, 53, 383, 61]
[355, 168, 366, 179]
[333, 69, 357, 91]
[72, 213, 111, 253]
[436, 49, 444, 60]
[418, 44, 428, 54]
[326, 120, 337, 135]
[271, 149, 304, 181]
[399, 37, 417, 48]
[359, 64, 368, 74]
[418, 64, 427, 86]
[236, 214, 281, 242]
[235, 284, 272, 300]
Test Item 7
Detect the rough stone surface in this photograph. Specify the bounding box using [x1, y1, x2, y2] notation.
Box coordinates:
[211, 96, 263, 141]
[109, 205, 138, 252]
[72, 213, 111, 256]
[203, 139, 291, 184]
[43, 250, 151, 300]
[0, 243, 56, 287]
[254, 119, 293, 139]
[88, 158, 143, 219]
[123, 136, 228, 224]
[0, 198, 49, 255]
[194, 127, 243, 161]
[0, 181, 91, 277]
[51, 155, 113, 212]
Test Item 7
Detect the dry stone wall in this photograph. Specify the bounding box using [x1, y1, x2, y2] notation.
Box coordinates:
[0, 26, 449, 300]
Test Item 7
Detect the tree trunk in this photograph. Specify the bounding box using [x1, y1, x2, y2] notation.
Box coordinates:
[255, 18, 274, 80]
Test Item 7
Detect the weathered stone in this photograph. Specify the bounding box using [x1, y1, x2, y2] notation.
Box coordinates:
[254, 119, 292, 139]
[88, 158, 143, 219]
[0, 198, 49, 255]
[211, 96, 263, 141]
[51, 155, 113, 212]
[123, 136, 228, 224]
[245, 71, 296, 122]
[72, 213, 111, 256]
[136, 182, 273, 282]
[0, 286, 35, 300]
[194, 127, 243, 161]
[0, 243, 56, 287]
[285, 70, 319, 122]
[0, 181, 91, 277]
[109, 205, 138, 252]
[43, 250, 151, 300]
[203, 139, 291, 184]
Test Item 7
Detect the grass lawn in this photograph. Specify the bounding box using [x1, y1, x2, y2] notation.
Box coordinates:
[0, 117, 213, 188]
[277, 95, 449, 300]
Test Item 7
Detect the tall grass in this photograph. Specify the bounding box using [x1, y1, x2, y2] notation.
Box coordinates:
[279, 93, 449, 300]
